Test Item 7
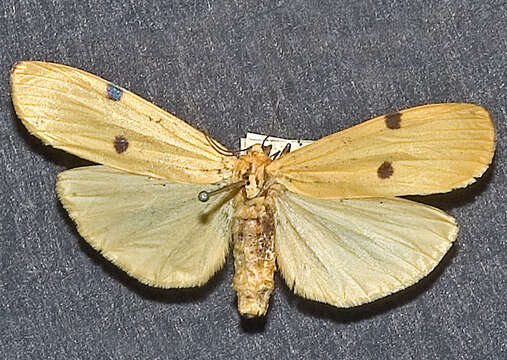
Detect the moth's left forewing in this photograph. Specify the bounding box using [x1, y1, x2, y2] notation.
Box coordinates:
[267, 104, 495, 198]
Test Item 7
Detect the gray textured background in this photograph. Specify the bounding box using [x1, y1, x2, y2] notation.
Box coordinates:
[1, 1, 505, 359]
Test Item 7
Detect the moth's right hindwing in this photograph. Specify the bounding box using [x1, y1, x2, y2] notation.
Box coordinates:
[56, 165, 234, 287]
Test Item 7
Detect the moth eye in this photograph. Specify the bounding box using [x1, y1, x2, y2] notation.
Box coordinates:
[377, 161, 393, 179]
[107, 83, 123, 101]
[262, 144, 272, 156]
[114, 135, 129, 153]
[385, 113, 401, 129]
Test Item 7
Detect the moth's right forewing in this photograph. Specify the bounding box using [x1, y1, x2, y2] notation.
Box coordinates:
[11, 61, 233, 184]
[56, 165, 234, 287]
[274, 192, 457, 307]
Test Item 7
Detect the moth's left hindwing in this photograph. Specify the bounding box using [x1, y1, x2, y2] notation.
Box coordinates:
[11, 61, 232, 184]
[57, 166, 234, 287]
[274, 192, 458, 307]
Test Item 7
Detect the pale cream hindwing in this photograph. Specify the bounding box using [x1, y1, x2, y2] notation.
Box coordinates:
[274, 191, 458, 307]
[11, 61, 233, 184]
[56, 165, 234, 287]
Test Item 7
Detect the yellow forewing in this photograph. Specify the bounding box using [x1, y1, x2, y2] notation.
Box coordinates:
[274, 192, 457, 307]
[267, 104, 495, 199]
[56, 165, 234, 287]
[11, 61, 233, 184]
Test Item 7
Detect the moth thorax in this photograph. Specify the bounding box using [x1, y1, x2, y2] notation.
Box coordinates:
[232, 196, 276, 317]
[244, 172, 263, 199]
[233, 144, 272, 200]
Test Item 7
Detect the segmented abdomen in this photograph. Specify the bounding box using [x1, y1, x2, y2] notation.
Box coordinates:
[232, 196, 275, 317]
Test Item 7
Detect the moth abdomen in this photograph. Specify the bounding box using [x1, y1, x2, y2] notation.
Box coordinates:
[232, 197, 276, 318]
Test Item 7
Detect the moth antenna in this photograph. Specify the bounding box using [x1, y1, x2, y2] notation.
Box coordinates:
[205, 133, 257, 156]
[198, 180, 246, 202]
[205, 133, 235, 156]
[230, 144, 254, 155]
[261, 135, 271, 148]
[208, 134, 231, 153]
[229, 87, 281, 158]
[261, 135, 273, 156]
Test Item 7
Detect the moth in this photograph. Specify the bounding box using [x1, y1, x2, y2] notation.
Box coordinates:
[11, 61, 496, 318]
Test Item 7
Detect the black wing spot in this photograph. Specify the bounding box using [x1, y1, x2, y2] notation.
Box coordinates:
[114, 135, 129, 153]
[385, 113, 401, 129]
[377, 161, 393, 179]
[107, 83, 123, 101]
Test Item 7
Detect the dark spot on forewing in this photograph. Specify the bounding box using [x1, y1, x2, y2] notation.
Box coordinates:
[107, 83, 123, 101]
[385, 113, 401, 129]
[114, 135, 128, 153]
[377, 161, 393, 179]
